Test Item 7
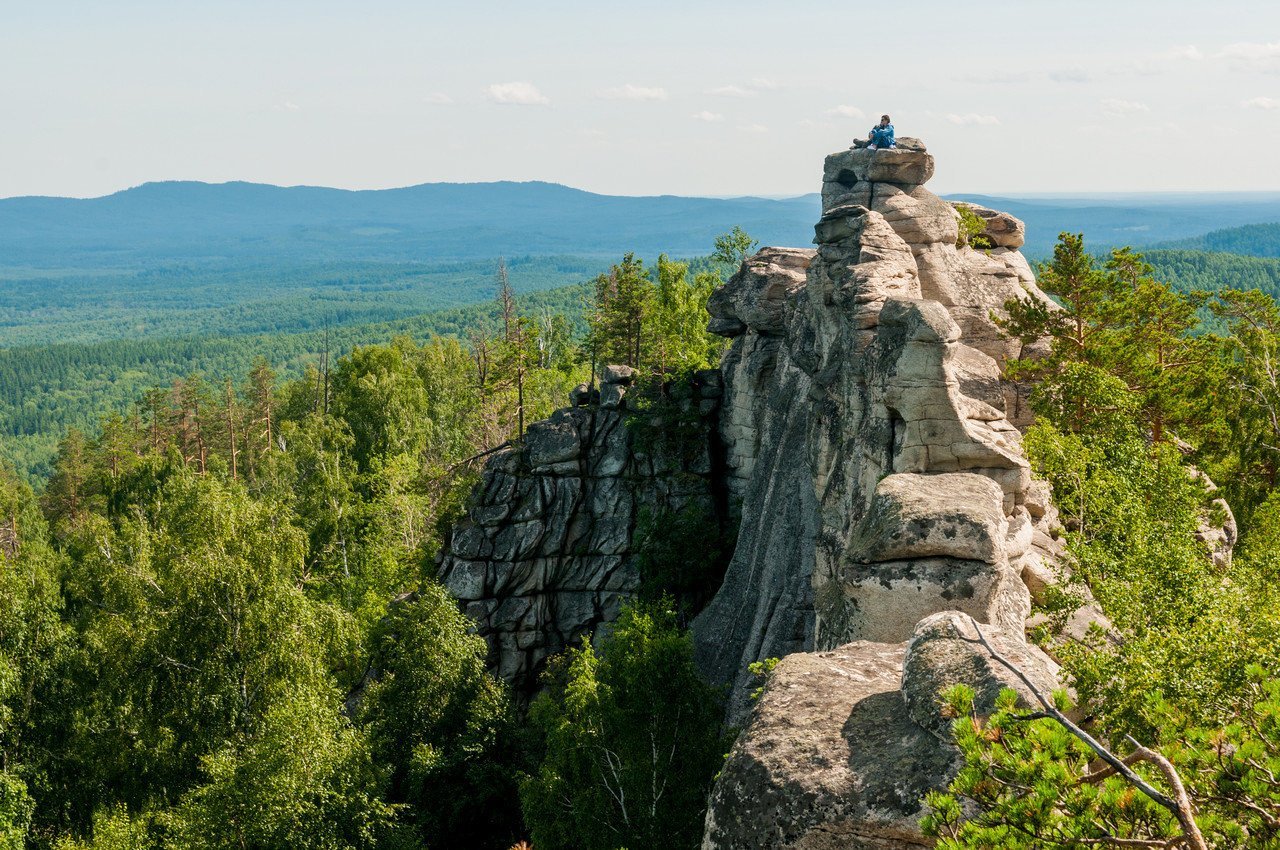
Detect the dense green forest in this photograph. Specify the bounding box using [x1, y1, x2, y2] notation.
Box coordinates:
[1159, 221, 1280, 258]
[5, 242, 1278, 482]
[0, 257, 609, 348]
[1145, 249, 1280, 301]
[0, 281, 594, 480]
[0, 236, 748, 849]
[11, 223, 1280, 847]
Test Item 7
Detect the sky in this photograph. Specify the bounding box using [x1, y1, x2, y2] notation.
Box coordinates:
[3, 0, 1279, 199]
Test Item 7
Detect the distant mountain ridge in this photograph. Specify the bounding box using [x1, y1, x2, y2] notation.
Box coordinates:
[0, 180, 822, 268]
[9, 179, 1280, 270]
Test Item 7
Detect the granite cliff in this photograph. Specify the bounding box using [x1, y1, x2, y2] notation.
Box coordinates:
[439, 138, 1113, 846]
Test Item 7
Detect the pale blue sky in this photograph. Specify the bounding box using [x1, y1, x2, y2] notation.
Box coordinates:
[3, 0, 1279, 198]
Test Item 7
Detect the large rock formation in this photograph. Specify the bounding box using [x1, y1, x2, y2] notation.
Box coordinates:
[439, 138, 1111, 846]
[437, 368, 727, 694]
[695, 141, 1080, 847]
[694, 141, 1059, 719]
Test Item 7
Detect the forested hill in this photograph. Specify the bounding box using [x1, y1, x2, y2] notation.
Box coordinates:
[9, 180, 1280, 270]
[1155, 221, 1280, 257]
[0, 180, 821, 268]
[1145, 249, 1280, 302]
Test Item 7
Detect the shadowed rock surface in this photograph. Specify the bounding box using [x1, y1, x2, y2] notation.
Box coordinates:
[437, 369, 727, 696]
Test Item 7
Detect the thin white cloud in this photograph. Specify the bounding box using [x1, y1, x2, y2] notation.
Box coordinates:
[598, 84, 668, 101]
[691, 110, 724, 122]
[958, 70, 1032, 85]
[825, 105, 865, 119]
[1100, 98, 1150, 116]
[1049, 68, 1092, 83]
[1161, 44, 1203, 61]
[947, 113, 1001, 125]
[707, 84, 755, 98]
[750, 77, 780, 91]
[1122, 44, 1205, 76]
[277, 101, 301, 112]
[739, 123, 769, 134]
[1218, 41, 1280, 71]
[1244, 96, 1280, 110]
[423, 92, 453, 105]
[485, 81, 549, 106]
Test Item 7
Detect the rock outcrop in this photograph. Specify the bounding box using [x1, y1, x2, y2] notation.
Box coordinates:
[696, 141, 1080, 847]
[704, 613, 1062, 850]
[437, 369, 727, 695]
[438, 137, 1102, 846]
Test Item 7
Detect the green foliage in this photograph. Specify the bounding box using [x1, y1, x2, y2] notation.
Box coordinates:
[711, 226, 759, 267]
[0, 771, 32, 850]
[360, 584, 523, 850]
[1000, 233, 1215, 444]
[747, 657, 780, 702]
[1022, 408, 1262, 738]
[521, 602, 729, 850]
[922, 686, 1184, 848]
[633, 501, 728, 619]
[952, 205, 993, 249]
[52, 806, 154, 850]
[166, 689, 410, 850]
[926, 671, 1280, 848]
[587, 252, 728, 380]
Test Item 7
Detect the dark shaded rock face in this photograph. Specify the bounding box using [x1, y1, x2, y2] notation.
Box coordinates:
[437, 373, 726, 696]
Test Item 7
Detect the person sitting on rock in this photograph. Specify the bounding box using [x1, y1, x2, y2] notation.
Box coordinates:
[867, 114, 895, 150]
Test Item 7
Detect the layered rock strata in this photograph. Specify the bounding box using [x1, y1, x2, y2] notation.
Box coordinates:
[437, 369, 725, 694]
[694, 141, 1060, 721]
[696, 141, 1079, 847]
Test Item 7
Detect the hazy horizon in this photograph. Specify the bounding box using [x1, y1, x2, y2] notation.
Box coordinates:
[8, 177, 1280, 205]
[6, 0, 1280, 200]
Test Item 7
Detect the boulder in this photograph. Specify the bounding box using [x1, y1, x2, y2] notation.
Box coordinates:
[707, 247, 813, 337]
[599, 382, 626, 410]
[850, 473, 1009, 565]
[901, 611, 1063, 741]
[702, 641, 955, 850]
[834, 555, 1031, 643]
[601, 364, 636, 385]
[953, 201, 1026, 249]
[824, 144, 935, 190]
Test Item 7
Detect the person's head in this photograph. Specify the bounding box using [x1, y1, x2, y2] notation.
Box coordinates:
[880, 114, 891, 126]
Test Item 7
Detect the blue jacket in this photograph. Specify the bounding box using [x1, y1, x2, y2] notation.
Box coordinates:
[869, 123, 894, 147]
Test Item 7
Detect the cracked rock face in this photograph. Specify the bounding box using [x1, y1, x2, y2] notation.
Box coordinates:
[437, 378, 724, 696]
